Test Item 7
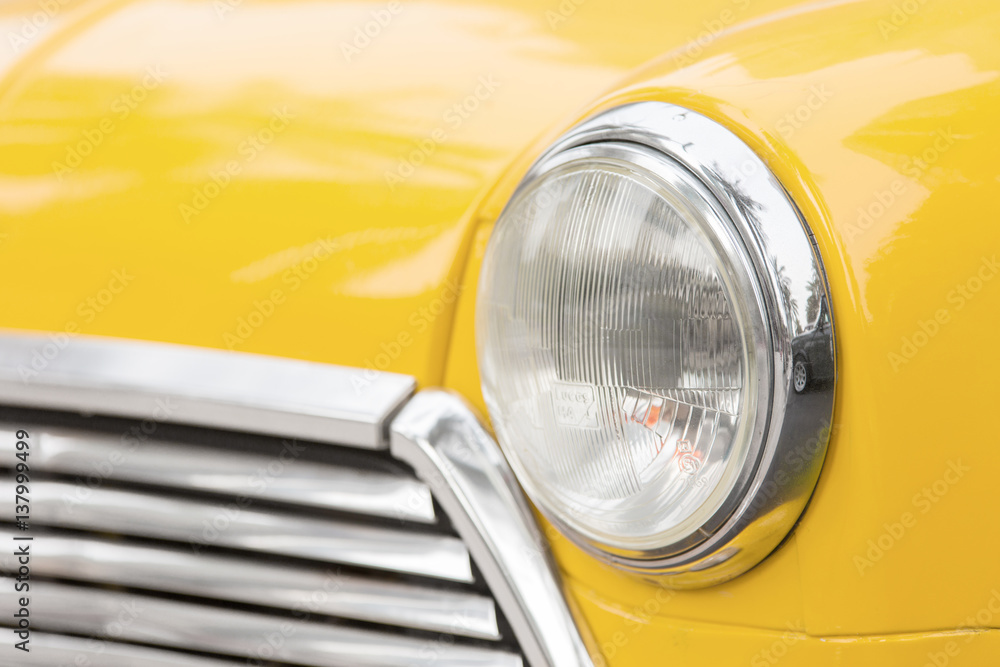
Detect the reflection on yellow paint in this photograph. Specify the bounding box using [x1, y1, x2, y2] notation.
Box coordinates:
[336, 222, 466, 298]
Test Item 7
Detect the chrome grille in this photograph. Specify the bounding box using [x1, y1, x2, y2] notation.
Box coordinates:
[0, 414, 523, 667]
[0, 333, 594, 667]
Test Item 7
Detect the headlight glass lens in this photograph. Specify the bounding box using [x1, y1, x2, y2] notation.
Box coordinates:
[477, 144, 770, 554]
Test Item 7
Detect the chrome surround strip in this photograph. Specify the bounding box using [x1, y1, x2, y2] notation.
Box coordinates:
[483, 101, 836, 587]
[2, 424, 436, 523]
[0, 528, 500, 639]
[0, 332, 414, 449]
[0, 479, 474, 582]
[391, 390, 595, 667]
[0, 579, 524, 667]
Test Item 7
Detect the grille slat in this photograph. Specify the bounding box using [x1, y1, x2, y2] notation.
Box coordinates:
[0, 579, 524, 667]
[6, 425, 436, 523]
[0, 527, 501, 640]
[10, 632, 244, 666]
[0, 478, 473, 582]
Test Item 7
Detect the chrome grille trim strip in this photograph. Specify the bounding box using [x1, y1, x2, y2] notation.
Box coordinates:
[12, 632, 243, 667]
[0, 333, 414, 449]
[0, 479, 474, 582]
[0, 527, 500, 640]
[0, 424, 436, 523]
[391, 391, 596, 667]
[0, 579, 524, 667]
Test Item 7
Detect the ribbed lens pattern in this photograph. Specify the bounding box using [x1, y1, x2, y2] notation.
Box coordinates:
[478, 157, 759, 549]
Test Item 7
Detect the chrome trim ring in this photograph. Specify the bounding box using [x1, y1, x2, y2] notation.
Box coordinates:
[491, 101, 836, 587]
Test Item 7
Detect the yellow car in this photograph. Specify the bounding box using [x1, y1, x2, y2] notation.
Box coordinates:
[1, 0, 998, 664]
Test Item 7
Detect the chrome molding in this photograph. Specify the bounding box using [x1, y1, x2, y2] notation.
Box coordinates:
[391, 390, 595, 667]
[498, 101, 836, 586]
[0, 332, 414, 449]
[0, 479, 473, 582]
[1, 579, 524, 667]
[8, 424, 435, 523]
[0, 528, 500, 639]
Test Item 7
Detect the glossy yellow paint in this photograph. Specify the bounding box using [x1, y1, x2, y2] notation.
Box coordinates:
[0, 0, 801, 381]
[2, 0, 999, 664]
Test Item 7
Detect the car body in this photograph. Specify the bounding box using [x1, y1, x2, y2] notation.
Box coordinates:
[1, 0, 1000, 664]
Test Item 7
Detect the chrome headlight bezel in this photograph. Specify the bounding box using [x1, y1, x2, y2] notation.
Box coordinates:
[477, 101, 835, 587]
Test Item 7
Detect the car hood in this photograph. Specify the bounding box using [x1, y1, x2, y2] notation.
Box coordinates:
[0, 0, 800, 383]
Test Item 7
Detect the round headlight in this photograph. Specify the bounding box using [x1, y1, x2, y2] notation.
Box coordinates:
[477, 102, 835, 586]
